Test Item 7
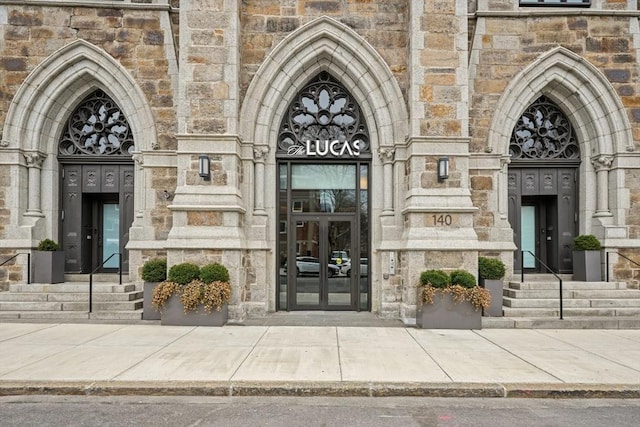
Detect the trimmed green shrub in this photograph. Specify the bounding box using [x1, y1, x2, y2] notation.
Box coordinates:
[141, 258, 167, 283]
[449, 270, 477, 288]
[37, 239, 60, 251]
[200, 263, 230, 284]
[419, 270, 450, 288]
[478, 257, 506, 280]
[573, 234, 601, 251]
[168, 262, 200, 285]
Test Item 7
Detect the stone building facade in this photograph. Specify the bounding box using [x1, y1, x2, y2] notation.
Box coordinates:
[1, 0, 639, 323]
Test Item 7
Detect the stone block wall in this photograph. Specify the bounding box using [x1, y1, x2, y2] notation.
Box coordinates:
[239, 0, 409, 104]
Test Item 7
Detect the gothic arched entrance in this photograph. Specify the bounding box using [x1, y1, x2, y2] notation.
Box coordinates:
[508, 96, 581, 274]
[276, 72, 371, 311]
[58, 90, 135, 273]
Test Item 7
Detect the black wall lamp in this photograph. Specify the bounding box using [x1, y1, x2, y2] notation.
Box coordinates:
[199, 154, 210, 180]
[438, 157, 449, 182]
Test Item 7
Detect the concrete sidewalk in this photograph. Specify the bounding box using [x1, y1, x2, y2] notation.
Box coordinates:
[1, 322, 639, 398]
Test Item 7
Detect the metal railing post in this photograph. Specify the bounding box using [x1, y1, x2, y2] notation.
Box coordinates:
[521, 251, 524, 283]
[27, 253, 31, 284]
[89, 273, 93, 313]
[606, 251, 610, 282]
[559, 278, 563, 320]
[119, 253, 122, 285]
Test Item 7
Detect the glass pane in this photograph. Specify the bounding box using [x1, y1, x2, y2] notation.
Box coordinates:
[521, 206, 536, 268]
[359, 164, 369, 309]
[291, 164, 357, 213]
[328, 221, 352, 306]
[102, 203, 119, 268]
[278, 165, 288, 309]
[294, 221, 320, 306]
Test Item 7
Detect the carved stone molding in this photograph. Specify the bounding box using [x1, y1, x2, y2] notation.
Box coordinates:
[24, 152, 46, 168]
[253, 146, 270, 163]
[591, 155, 613, 172]
[378, 147, 395, 163]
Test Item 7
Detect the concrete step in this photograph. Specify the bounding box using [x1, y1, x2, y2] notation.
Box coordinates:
[0, 311, 90, 320]
[507, 281, 627, 290]
[0, 310, 143, 321]
[503, 288, 640, 299]
[64, 274, 130, 283]
[89, 310, 143, 321]
[9, 283, 137, 293]
[483, 316, 640, 329]
[503, 297, 640, 308]
[503, 307, 640, 317]
[0, 299, 143, 311]
[0, 291, 143, 302]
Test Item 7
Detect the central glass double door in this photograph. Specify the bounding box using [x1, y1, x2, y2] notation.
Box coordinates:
[287, 215, 361, 310]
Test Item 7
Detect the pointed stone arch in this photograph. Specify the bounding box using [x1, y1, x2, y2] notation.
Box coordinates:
[490, 47, 633, 241]
[488, 46, 632, 158]
[1, 39, 156, 247]
[240, 16, 408, 149]
[3, 39, 157, 154]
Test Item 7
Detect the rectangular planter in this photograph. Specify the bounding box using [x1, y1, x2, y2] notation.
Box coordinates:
[417, 292, 482, 329]
[31, 250, 65, 284]
[160, 294, 228, 326]
[480, 279, 503, 317]
[143, 282, 161, 320]
[572, 250, 602, 281]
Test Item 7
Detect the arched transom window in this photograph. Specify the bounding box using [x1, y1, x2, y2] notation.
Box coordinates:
[58, 90, 133, 157]
[277, 71, 370, 158]
[510, 95, 580, 160]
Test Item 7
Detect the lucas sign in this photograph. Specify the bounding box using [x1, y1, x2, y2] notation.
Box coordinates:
[287, 140, 362, 157]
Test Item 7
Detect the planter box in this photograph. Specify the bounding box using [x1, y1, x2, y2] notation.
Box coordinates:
[480, 279, 503, 317]
[572, 250, 601, 281]
[32, 251, 65, 284]
[417, 292, 482, 329]
[161, 294, 228, 326]
[143, 282, 161, 320]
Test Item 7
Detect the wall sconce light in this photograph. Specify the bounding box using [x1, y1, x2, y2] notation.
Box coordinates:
[162, 190, 173, 201]
[199, 154, 210, 180]
[438, 157, 449, 182]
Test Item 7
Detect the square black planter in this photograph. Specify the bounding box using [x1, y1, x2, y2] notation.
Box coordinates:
[417, 293, 482, 329]
[572, 250, 602, 281]
[160, 294, 228, 326]
[143, 282, 161, 320]
[480, 279, 503, 317]
[31, 251, 65, 284]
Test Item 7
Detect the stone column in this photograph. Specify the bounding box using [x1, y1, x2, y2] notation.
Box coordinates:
[592, 155, 613, 217]
[378, 147, 395, 214]
[253, 146, 269, 214]
[24, 152, 45, 217]
[499, 157, 510, 220]
[131, 153, 145, 219]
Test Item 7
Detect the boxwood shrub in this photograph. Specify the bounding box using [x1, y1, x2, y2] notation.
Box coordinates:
[168, 262, 200, 285]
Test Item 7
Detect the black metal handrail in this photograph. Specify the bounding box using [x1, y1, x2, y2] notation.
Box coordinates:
[606, 251, 640, 282]
[0, 253, 31, 284]
[89, 253, 122, 313]
[521, 250, 564, 320]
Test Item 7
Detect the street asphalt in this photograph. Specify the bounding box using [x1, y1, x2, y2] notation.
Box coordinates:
[0, 322, 639, 398]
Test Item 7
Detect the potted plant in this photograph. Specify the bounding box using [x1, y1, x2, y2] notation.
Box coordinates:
[141, 258, 167, 320]
[416, 269, 490, 329]
[32, 238, 65, 284]
[572, 234, 602, 281]
[478, 256, 505, 317]
[153, 262, 231, 326]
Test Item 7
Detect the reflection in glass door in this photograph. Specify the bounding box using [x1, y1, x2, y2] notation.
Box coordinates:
[278, 162, 370, 311]
[102, 203, 120, 269]
[288, 217, 356, 310]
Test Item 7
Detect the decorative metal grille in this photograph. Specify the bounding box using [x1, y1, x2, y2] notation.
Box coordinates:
[277, 71, 370, 156]
[58, 90, 134, 157]
[510, 96, 580, 160]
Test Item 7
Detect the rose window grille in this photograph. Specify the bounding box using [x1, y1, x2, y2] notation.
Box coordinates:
[59, 90, 134, 157]
[278, 71, 370, 156]
[510, 95, 580, 160]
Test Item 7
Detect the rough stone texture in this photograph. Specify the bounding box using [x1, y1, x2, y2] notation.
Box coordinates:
[239, 0, 409, 104]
